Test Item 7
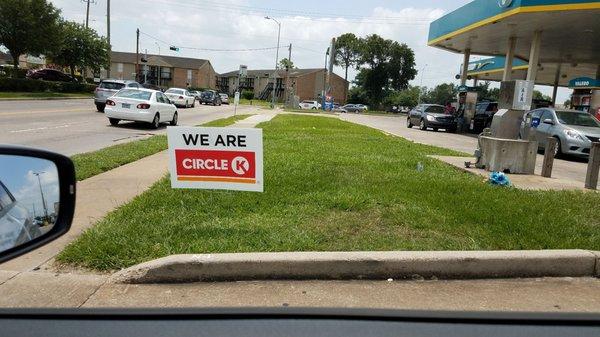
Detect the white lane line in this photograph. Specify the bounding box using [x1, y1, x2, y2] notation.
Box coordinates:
[9, 121, 91, 133]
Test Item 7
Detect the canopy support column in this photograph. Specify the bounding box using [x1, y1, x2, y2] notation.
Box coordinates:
[503, 36, 517, 81]
[551, 63, 562, 106]
[461, 49, 471, 86]
[526, 31, 542, 82]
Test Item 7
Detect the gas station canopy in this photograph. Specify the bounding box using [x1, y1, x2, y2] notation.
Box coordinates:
[429, 0, 599, 87]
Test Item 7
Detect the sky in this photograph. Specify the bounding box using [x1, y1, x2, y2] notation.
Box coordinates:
[49, 0, 570, 103]
[0, 156, 60, 218]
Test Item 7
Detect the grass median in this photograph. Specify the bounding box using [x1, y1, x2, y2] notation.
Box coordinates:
[72, 114, 253, 181]
[58, 114, 600, 271]
[0, 92, 92, 99]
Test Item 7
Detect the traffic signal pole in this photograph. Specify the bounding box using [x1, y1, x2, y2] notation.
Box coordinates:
[135, 28, 140, 82]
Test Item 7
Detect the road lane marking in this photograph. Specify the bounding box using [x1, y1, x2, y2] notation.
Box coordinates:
[9, 121, 91, 133]
[0, 108, 92, 117]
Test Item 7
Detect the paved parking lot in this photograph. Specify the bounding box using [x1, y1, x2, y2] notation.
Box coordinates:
[339, 113, 591, 185]
[0, 99, 260, 156]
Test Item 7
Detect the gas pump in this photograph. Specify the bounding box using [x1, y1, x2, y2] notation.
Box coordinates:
[456, 85, 478, 133]
[568, 77, 600, 114]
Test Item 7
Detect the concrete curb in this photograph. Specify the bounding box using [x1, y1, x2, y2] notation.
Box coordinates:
[112, 250, 599, 284]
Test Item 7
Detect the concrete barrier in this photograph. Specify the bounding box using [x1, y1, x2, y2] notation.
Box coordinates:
[112, 250, 598, 284]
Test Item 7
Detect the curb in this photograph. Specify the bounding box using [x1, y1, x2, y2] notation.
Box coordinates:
[0, 96, 92, 101]
[112, 250, 599, 284]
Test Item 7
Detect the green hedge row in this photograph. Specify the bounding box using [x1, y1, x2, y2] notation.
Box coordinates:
[0, 78, 97, 93]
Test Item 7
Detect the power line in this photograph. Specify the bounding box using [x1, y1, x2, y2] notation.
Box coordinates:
[139, 30, 286, 52]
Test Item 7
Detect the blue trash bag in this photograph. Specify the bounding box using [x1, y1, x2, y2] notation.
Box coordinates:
[489, 172, 511, 187]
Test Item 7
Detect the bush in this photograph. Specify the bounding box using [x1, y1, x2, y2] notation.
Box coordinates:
[0, 78, 96, 93]
[0, 67, 27, 79]
[241, 90, 254, 100]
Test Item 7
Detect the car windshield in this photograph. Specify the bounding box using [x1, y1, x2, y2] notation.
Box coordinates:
[114, 89, 152, 100]
[4, 0, 600, 317]
[425, 105, 445, 113]
[165, 89, 184, 95]
[556, 111, 600, 127]
[99, 82, 125, 90]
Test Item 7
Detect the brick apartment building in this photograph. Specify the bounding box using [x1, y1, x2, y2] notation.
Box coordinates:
[217, 68, 349, 103]
[104, 51, 217, 89]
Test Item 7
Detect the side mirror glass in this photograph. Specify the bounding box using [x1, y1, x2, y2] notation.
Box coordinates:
[0, 146, 75, 263]
[543, 118, 555, 125]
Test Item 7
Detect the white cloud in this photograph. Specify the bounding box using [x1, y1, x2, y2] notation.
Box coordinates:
[13, 165, 60, 217]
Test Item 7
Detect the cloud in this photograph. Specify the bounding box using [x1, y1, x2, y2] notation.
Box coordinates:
[13, 165, 60, 217]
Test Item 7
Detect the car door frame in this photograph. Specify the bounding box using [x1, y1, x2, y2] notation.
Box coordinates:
[536, 109, 555, 148]
[156, 92, 174, 120]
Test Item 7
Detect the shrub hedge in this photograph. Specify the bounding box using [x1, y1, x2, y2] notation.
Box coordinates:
[0, 78, 97, 93]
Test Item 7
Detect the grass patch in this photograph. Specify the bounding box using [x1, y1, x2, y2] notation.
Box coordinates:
[0, 92, 92, 99]
[58, 115, 600, 271]
[72, 114, 253, 181]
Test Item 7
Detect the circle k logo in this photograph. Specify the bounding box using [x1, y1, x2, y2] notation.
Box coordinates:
[231, 156, 250, 175]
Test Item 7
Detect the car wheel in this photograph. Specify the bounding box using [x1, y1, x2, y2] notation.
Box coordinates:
[553, 137, 562, 158]
[448, 127, 457, 133]
[108, 118, 119, 126]
[419, 119, 427, 131]
[407, 117, 413, 128]
[96, 103, 105, 113]
[433, 128, 438, 132]
[191, 100, 195, 108]
[170, 112, 178, 126]
[151, 113, 160, 129]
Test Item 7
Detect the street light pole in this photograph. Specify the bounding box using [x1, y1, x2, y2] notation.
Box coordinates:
[265, 16, 281, 109]
[155, 42, 161, 88]
[33, 172, 48, 220]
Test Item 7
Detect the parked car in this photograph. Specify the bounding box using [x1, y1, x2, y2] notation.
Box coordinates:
[94, 80, 141, 112]
[219, 93, 230, 104]
[332, 106, 348, 113]
[472, 101, 498, 133]
[200, 90, 222, 106]
[165, 88, 196, 108]
[354, 104, 368, 112]
[189, 91, 202, 100]
[26, 68, 76, 82]
[299, 100, 321, 110]
[407, 104, 456, 132]
[340, 104, 358, 113]
[104, 88, 178, 129]
[0, 180, 41, 252]
[519, 108, 600, 158]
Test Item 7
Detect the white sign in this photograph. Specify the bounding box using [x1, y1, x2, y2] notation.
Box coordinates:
[234, 91, 240, 106]
[167, 127, 263, 192]
[513, 80, 534, 111]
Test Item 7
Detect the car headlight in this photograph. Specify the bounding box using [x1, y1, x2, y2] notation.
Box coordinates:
[426, 115, 435, 121]
[565, 129, 585, 141]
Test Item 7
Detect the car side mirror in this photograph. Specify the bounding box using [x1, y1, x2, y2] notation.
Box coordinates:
[543, 118, 555, 125]
[0, 146, 75, 263]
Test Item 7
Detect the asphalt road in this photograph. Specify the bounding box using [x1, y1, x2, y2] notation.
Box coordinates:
[339, 113, 591, 186]
[0, 99, 260, 156]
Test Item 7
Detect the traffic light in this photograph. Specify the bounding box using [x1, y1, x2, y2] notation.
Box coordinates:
[170, 46, 179, 52]
[141, 57, 148, 63]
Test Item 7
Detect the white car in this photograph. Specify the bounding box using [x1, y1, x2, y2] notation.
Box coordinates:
[219, 93, 229, 104]
[165, 88, 196, 108]
[299, 100, 321, 110]
[105, 88, 178, 129]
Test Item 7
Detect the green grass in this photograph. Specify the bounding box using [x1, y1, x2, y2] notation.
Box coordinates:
[0, 92, 92, 99]
[58, 115, 600, 271]
[72, 114, 254, 181]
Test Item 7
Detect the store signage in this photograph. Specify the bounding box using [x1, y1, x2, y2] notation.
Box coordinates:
[167, 127, 263, 192]
[569, 77, 600, 89]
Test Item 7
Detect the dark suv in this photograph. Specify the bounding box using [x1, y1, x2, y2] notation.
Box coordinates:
[200, 90, 222, 106]
[472, 101, 498, 133]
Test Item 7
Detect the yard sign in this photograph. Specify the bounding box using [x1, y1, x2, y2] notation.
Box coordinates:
[167, 126, 263, 192]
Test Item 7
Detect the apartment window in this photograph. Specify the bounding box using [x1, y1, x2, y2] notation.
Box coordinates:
[244, 77, 254, 88]
[117, 63, 123, 72]
[187, 69, 192, 81]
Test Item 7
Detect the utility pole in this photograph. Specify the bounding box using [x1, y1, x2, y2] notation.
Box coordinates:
[265, 16, 281, 108]
[83, 0, 91, 28]
[155, 42, 161, 88]
[284, 43, 292, 107]
[144, 49, 148, 84]
[106, 0, 111, 78]
[135, 28, 140, 83]
[33, 172, 48, 220]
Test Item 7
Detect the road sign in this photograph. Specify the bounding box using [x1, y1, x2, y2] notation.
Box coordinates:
[167, 127, 263, 192]
[234, 91, 240, 106]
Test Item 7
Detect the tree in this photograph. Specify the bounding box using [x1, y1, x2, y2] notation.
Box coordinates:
[564, 99, 571, 108]
[48, 21, 110, 77]
[355, 34, 417, 107]
[0, 0, 62, 73]
[533, 90, 552, 101]
[421, 83, 456, 105]
[279, 58, 294, 70]
[333, 33, 360, 82]
[384, 86, 421, 108]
